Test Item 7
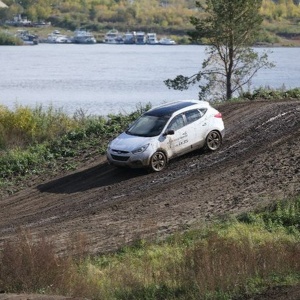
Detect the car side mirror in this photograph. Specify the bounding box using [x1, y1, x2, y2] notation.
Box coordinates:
[163, 129, 175, 136]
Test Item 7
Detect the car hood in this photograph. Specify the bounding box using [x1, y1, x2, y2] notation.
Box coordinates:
[110, 132, 154, 152]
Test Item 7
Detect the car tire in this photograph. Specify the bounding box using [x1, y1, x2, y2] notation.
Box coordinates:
[149, 151, 167, 172]
[205, 130, 222, 151]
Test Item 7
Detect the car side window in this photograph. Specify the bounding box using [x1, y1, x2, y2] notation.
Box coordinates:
[199, 108, 207, 116]
[168, 114, 185, 131]
[185, 109, 202, 124]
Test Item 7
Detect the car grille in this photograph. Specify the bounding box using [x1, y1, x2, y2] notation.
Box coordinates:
[111, 154, 130, 162]
[111, 149, 129, 154]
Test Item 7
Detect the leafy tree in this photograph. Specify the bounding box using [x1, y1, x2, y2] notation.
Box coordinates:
[89, 5, 97, 20]
[165, 0, 275, 101]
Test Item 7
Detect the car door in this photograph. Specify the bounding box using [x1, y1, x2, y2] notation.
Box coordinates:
[184, 108, 209, 149]
[160, 113, 191, 159]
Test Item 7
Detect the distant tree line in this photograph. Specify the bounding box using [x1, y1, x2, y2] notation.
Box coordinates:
[261, 0, 300, 19]
[0, 0, 300, 34]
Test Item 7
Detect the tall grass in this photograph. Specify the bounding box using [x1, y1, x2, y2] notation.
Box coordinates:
[0, 105, 77, 149]
[0, 103, 151, 185]
[0, 229, 94, 296]
[0, 198, 299, 299]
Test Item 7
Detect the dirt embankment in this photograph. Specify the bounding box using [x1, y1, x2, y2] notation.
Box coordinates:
[0, 99, 300, 299]
[0, 100, 299, 254]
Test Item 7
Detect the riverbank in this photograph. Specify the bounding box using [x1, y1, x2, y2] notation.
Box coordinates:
[1, 25, 300, 46]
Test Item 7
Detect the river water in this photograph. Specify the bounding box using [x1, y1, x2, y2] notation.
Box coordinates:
[0, 44, 299, 116]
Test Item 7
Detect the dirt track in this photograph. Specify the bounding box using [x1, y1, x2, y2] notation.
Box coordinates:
[0, 100, 299, 256]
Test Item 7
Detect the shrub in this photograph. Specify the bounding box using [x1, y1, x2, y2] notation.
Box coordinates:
[0, 104, 150, 184]
[0, 146, 46, 178]
[240, 87, 300, 100]
[0, 31, 23, 45]
[0, 230, 100, 297]
[0, 229, 72, 293]
[0, 105, 78, 150]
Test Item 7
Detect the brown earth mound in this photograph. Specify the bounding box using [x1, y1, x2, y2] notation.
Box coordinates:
[0, 100, 299, 299]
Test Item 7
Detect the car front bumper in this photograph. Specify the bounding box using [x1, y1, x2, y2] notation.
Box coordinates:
[106, 150, 151, 169]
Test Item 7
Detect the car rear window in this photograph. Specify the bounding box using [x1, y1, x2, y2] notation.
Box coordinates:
[185, 109, 202, 124]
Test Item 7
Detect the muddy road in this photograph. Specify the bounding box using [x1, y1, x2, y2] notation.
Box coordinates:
[0, 100, 299, 255]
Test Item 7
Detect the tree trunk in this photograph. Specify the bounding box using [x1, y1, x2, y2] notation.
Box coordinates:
[226, 46, 234, 100]
[226, 74, 232, 100]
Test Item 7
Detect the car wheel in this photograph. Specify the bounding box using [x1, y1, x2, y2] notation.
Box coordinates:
[149, 151, 167, 172]
[206, 130, 222, 151]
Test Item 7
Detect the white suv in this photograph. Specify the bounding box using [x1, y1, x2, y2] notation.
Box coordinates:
[107, 100, 225, 172]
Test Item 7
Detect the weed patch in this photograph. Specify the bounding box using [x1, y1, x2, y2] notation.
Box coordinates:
[0, 103, 151, 195]
[1, 198, 298, 299]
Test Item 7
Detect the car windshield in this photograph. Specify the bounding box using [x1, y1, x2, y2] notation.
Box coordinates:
[126, 114, 169, 137]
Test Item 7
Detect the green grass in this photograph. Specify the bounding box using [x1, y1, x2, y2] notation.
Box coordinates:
[0, 103, 151, 191]
[238, 87, 300, 101]
[0, 198, 299, 299]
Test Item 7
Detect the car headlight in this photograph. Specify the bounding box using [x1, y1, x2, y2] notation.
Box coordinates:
[132, 143, 150, 154]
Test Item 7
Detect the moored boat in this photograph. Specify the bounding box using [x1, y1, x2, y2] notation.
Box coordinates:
[123, 31, 136, 44]
[135, 31, 146, 44]
[47, 30, 71, 43]
[103, 29, 124, 44]
[16, 30, 38, 45]
[159, 37, 176, 45]
[72, 28, 97, 44]
[146, 33, 159, 45]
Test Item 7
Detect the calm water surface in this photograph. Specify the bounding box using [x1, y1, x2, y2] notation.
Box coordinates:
[0, 44, 299, 115]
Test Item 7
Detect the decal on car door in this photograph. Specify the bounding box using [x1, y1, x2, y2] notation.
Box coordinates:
[165, 114, 190, 157]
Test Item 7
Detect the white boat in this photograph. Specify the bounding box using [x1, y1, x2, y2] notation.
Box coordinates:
[104, 29, 124, 44]
[47, 30, 71, 43]
[72, 29, 97, 44]
[16, 30, 38, 45]
[55, 35, 72, 43]
[123, 31, 136, 44]
[135, 31, 146, 44]
[146, 33, 159, 45]
[159, 37, 176, 45]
